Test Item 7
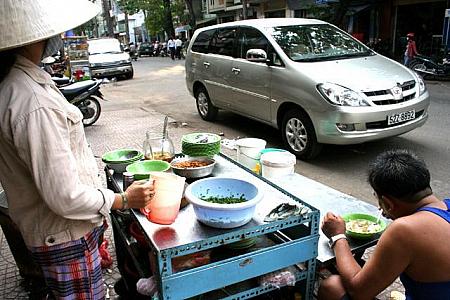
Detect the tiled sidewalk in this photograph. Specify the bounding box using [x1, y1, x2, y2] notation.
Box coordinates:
[0, 107, 404, 299]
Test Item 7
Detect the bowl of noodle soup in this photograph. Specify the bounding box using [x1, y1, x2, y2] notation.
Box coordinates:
[342, 213, 387, 239]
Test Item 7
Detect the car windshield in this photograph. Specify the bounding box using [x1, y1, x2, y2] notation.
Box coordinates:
[267, 24, 373, 62]
[88, 39, 122, 55]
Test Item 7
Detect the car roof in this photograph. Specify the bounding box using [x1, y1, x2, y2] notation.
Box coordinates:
[88, 38, 120, 43]
[197, 18, 327, 32]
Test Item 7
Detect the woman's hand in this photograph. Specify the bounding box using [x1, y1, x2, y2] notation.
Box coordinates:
[124, 179, 155, 209]
[321, 212, 346, 238]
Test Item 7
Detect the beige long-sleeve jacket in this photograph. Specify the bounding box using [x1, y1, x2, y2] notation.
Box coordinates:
[0, 55, 115, 247]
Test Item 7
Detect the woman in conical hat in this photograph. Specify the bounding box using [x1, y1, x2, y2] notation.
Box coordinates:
[0, 1, 154, 298]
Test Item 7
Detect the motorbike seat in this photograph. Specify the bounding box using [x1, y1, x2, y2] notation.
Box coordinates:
[52, 76, 71, 86]
[59, 80, 98, 99]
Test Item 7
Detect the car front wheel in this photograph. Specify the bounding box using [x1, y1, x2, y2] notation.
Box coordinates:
[195, 86, 218, 121]
[281, 109, 322, 160]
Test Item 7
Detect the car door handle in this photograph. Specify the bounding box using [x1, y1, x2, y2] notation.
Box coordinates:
[231, 67, 240, 74]
[203, 62, 210, 69]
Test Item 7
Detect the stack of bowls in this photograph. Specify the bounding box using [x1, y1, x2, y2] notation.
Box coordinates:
[102, 149, 143, 173]
[181, 133, 221, 157]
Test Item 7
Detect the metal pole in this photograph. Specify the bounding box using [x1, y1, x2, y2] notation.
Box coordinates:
[242, 0, 247, 20]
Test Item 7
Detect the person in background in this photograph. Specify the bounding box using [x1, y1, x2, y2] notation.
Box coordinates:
[319, 149, 450, 300]
[175, 36, 183, 59]
[404, 33, 419, 66]
[0, 0, 155, 299]
[167, 36, 176, 60]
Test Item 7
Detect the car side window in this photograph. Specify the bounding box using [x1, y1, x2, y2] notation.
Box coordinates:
[210, 27, 237, 57]
[191, 29, 215, 53]
[238, 27, 283, 66]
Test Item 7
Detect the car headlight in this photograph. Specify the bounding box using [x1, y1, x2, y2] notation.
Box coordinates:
[317, 83, 369, 107]
[416, 75, 426, 95]
[121, 59, 131, 64]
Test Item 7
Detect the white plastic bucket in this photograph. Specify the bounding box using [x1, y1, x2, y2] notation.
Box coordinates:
[235, 138, 267, 171]
[260, 151, 296, 179]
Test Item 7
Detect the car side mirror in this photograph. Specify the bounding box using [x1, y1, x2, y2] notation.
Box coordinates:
[246, 49, 268, 63]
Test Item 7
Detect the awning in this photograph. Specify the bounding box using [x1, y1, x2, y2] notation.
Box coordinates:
[287, 0, 317, 10]
[195, 17, 217, 26]
[346, 4, 371, 15]
[175, 25, 191, 34]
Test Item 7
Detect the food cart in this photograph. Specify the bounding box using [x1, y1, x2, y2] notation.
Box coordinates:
[63, 36, 91, 81]
[106, 153, 320, 299]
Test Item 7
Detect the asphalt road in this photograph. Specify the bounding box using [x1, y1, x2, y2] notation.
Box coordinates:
[100, 56, 450, 207]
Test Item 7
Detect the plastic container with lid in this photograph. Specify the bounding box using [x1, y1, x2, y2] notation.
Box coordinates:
[260, 151, 296, 179]
[235, 138, 266, 172]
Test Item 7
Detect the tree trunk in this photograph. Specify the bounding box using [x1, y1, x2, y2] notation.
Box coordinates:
[331, 0, 351, 29]
[125, 11, 130, 44]
[163, 0, 175, 38]
[185, 0, 196, 29]
[242, 0, 247, 20]
[102, 0, 115, 37]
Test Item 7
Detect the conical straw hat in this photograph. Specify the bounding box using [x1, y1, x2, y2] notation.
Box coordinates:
[0, 0, 100, 51]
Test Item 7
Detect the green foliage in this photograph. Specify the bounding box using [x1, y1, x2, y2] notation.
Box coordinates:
[144, 0, 165, 36]
[304, 4, 334, 22]
[116, 0, 188, 38]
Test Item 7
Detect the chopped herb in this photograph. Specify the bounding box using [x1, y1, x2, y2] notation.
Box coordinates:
[200, 194, 247, 204]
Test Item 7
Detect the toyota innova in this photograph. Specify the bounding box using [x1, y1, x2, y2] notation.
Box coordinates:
[185, 18, 430, 159]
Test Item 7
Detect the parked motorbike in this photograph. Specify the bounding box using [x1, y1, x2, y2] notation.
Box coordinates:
[124, 46, 138, 61]
[57, 79, 103, 126]
[42, 56, 104, 126]
[408, 54, 450, 79]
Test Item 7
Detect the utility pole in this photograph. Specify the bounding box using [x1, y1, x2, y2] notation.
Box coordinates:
[242, 0, 247, 20]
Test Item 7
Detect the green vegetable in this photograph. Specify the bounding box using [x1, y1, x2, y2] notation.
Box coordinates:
[201, 194, 247, 204]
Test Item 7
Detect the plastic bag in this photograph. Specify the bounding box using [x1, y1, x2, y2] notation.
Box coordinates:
[99, 239, 113, 268]
[136, 277, 158, 296]
[259, 266, 297, 289]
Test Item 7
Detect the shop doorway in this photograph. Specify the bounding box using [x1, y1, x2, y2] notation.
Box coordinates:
[395, 1, 446, 58]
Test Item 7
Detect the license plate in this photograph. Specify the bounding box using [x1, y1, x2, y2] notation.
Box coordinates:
[387, 110, 415, 125]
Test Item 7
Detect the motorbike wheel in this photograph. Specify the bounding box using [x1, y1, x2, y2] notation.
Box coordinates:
[79, 97, 101, 127]
[281, 108, 322, 160]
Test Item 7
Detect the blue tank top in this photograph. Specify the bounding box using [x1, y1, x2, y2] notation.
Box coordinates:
[399, 199, 450, 300]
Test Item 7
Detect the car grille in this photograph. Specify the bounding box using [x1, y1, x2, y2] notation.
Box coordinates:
[92, 62, 128, 69]
[366, 110, 424, 129]
[363, 80, 416, 105]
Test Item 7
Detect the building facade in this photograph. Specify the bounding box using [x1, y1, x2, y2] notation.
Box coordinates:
[192, 0, 448, 58]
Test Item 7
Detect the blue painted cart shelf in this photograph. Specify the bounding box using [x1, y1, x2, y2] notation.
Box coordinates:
[107, 153, 320, 299]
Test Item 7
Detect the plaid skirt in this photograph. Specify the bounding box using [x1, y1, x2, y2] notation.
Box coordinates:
[30, 225, 106, 300]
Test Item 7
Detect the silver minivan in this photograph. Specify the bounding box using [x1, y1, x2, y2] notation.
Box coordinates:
[185, 18, 430, 159]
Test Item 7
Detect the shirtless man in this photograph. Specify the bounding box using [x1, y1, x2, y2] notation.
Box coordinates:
[319, 149, 450, 299]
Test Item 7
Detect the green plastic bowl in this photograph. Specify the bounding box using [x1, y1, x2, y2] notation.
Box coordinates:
[126, 160, 171, 180]
[102, 149, 143, 163]
[342, 213, 387, 239]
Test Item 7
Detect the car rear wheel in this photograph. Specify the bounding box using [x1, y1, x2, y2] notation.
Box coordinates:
[281, 109, 322, 160]
[195, 86, 218, 121]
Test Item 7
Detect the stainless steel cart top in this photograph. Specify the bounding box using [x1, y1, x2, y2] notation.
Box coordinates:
[132, 154, 319, 254]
